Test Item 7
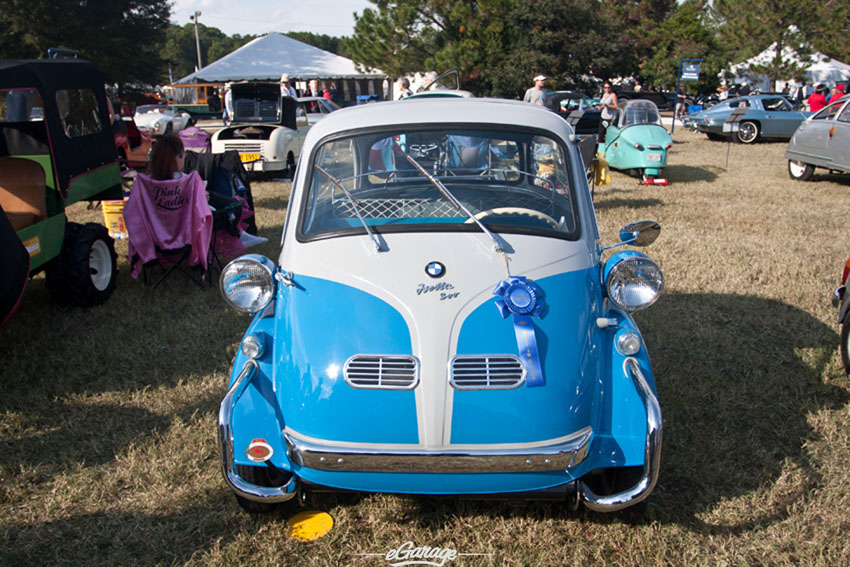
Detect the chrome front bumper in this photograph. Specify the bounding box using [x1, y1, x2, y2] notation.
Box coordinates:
[217, 359, 296, 504]
[218, 356, 661, 511]
[284, 428, 593, 474]
[579, 357, 663, 512]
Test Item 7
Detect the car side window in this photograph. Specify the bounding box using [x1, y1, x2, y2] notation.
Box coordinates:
[0, 89, 44, 122]
[836, 103, 850, 123]
[55, 89, 103, 137]
[763, 98, 790, 111]
[813, 103, 842, 121]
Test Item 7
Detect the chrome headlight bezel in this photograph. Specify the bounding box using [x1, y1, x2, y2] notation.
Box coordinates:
[220, 254, 277, 313]
[604, 252, 664, 312]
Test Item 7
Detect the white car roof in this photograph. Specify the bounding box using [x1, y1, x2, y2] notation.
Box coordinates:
[303, 98, 575, 146]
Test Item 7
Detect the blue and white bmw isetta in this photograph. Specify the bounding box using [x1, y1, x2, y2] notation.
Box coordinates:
[218, 98, 664, 515]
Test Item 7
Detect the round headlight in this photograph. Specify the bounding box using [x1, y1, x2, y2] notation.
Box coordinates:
[220, 254, 276, 313]
[606, 254, 663, 312]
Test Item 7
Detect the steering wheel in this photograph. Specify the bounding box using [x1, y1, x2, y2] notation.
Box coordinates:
[466, 207, 560, 228]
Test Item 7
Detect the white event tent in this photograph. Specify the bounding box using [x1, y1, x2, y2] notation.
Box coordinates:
[175, 33, 388, 103]
[729, 42, 850, 91]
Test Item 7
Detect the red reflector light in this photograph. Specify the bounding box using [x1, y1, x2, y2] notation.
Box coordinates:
[634, 143, 644, 150]
[842, 258, 850, 285]
[246, 438, 274, 462]
[666, 144, 672, 149]
[641, 178, 668, 186]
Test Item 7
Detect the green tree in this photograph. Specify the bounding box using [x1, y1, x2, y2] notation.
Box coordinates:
[490, 0, 616, 97]
[0, 0, 170, 84]
[711, 0, 816, 90]
[346, 0, 617, 98]
[639, 0, 725, 93]
[809, 1, 850, 63]
[601, 0, 678, 80]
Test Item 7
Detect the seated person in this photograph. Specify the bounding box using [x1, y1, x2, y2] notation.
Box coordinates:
[149, 135, 266, 248]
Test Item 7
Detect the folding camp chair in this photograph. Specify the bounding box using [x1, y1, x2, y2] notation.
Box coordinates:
[124, 171, 213, 290]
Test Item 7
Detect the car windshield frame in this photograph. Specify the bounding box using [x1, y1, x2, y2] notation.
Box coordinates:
[296, 124, 581, 244]
[618, 100, 662, 128]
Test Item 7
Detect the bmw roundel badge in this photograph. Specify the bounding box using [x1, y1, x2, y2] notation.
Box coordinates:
[425, 261, 446, 278]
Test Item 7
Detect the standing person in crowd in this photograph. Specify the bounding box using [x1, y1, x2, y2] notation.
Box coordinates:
[598, 82, 618, 140]
[523, 74, 547, 106]
[223, 84, 233, 126]
[398, 78, 413, 99]
[803, 81, 814, 98]
[328, 83, 339, 104]
[280, 74, 297, 98]
[808, 84, 829, 113]
[827, 84, 845, 103]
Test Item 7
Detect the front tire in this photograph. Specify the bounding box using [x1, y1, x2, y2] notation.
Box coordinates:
[736, 121, 759, 144]
[788, 160, 814, 181]
[46, 222, 117, 306]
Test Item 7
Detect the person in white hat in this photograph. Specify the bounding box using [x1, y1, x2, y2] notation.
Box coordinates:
[523, 74, 547, 106]
[280, 73, 297, 98]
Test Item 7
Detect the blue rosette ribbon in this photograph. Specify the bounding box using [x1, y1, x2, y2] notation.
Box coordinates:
[493, 276, 546, 387]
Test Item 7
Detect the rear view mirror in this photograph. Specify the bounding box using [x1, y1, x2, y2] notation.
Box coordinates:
[619, 220, 660, 247]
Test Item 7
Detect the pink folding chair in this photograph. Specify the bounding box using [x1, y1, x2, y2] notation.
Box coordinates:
[124, 171, 213, 289]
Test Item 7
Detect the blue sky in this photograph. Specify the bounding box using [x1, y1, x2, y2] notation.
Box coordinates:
[171, 0, 375, 37]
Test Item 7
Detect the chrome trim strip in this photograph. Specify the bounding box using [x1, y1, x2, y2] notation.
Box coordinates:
[217, 359, 296, 503]
[449, 354, 526, 390]
[343, 354, 420, 390]
[579, 357, 662, 512]
[285, 427, 593, 473]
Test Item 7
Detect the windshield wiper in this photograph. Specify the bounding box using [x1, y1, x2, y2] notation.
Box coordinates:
[404, 154, 506, 254]
[315, 165, 382, 252]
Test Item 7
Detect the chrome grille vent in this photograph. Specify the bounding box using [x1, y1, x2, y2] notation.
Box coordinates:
[344, 355, 419, 390]
[450, 355, 526, 390]
[223, 143, 262, 153]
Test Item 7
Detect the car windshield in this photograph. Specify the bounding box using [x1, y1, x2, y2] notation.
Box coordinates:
[618, 100, 661, 127]
[300, 127, 579, 241]
[136, 105, 168, 114]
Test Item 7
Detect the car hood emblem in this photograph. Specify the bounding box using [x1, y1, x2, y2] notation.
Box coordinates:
[425, 261, 446, 278]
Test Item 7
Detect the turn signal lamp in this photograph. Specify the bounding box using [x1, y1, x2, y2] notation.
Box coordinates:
[616, 331, 643, 356]
[841, 258, 850, 286]
[246, 438, 274, 462]
[240, 334, 265, 360]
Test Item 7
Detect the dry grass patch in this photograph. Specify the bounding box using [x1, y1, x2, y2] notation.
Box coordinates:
[2, 131, 850, 566]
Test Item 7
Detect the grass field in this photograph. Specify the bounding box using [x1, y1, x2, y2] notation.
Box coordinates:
[2, 127, 850, 566]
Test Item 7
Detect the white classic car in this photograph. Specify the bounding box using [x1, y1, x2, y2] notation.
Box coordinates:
[211, 83, 316, 176]
[132, 104, 192, 135]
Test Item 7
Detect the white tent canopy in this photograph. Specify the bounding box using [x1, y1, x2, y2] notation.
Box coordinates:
[176, 32, 386, 83]
[729, 42, 850, 91]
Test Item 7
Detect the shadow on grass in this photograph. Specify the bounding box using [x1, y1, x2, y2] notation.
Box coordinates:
[253, 194, 291, 210]
[664, 164, 723, 183]
[637, 292, 847, 533]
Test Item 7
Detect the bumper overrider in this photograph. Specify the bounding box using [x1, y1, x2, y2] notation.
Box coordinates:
[217, 357, 662, 511]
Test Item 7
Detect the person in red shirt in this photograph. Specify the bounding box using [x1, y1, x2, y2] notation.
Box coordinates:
[808, 84, 828, 112]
